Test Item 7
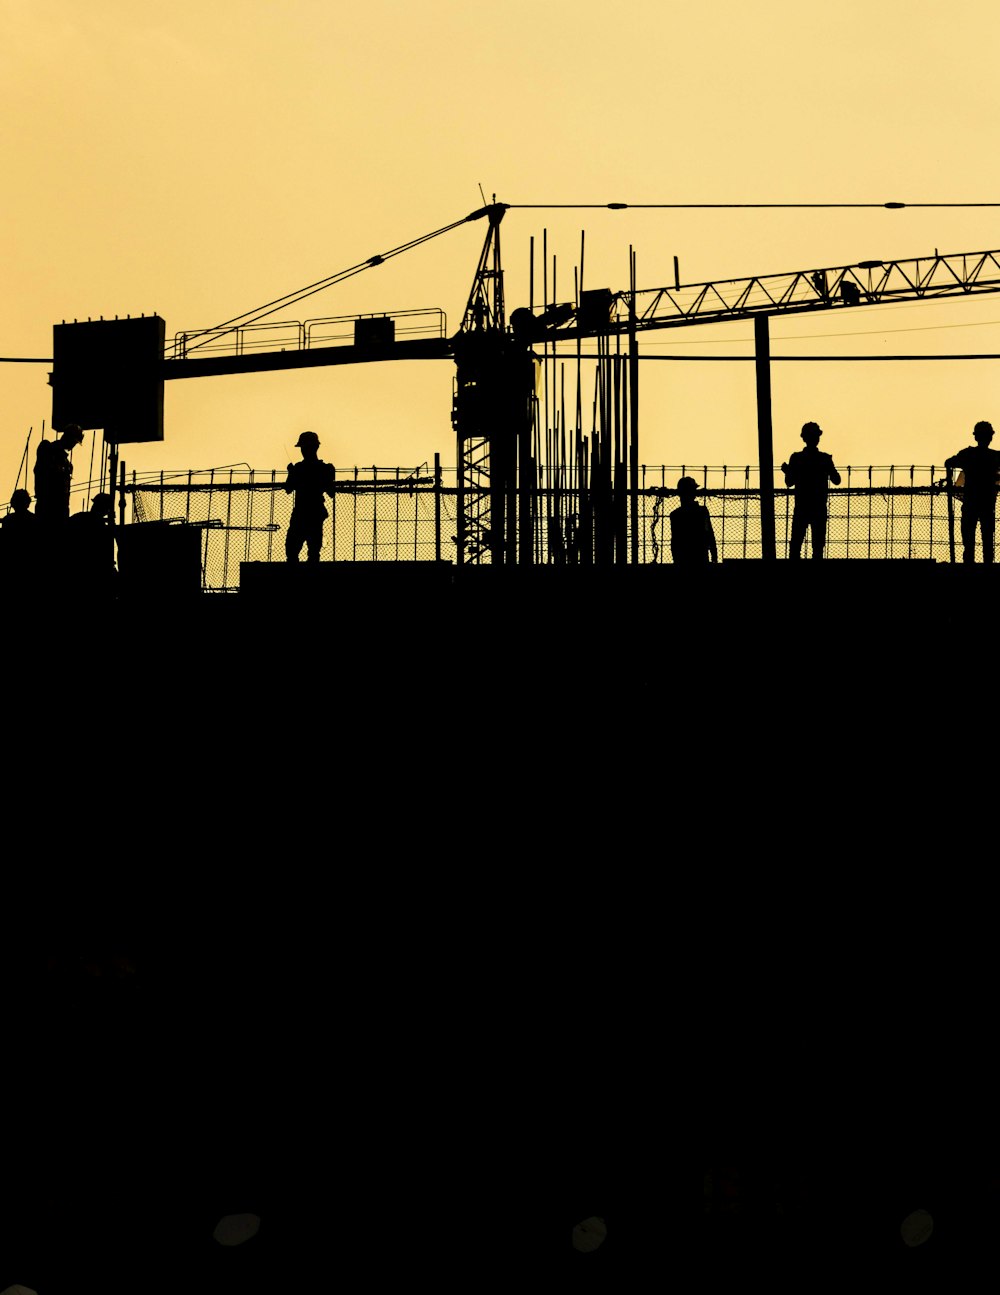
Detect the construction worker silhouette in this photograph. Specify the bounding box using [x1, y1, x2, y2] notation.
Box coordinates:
[284, 431, 335, 562]
[945, 420, 1000, 563]
[1, 488, 41, 591]
[33, 424, 85, 525]
[2, 489, 39, 543]
[669, 476, 718, 566]
[68, 492, 115, 596]
[781, 422, 841, 560]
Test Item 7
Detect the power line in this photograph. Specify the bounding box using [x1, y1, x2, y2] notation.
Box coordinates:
[598, 353, 1000, 361]
[510, 202, 1000, 210]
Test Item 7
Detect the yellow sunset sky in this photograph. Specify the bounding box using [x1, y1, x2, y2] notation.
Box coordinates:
[3, 0, 1000, 502]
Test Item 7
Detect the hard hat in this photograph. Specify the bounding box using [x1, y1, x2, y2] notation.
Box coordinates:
[676, 476, 699, 494]
[295, 431, 320, 447]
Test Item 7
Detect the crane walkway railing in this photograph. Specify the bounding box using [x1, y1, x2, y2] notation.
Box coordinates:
[168, 309, 448, 361]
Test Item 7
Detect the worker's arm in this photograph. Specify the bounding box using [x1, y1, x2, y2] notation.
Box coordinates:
[706, 514, 718, 564]
[284, 463, 296, 494]
[829, 459, 842, 486]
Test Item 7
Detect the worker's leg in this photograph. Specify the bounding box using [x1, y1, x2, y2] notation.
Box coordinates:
[789, 509, 807, 560]
[960, 508, 978, 564]
[286, 519, 304, 562]
[811, 511, 827, 560]
[305, 521, 323, 563]
[981, 508, 995, 564]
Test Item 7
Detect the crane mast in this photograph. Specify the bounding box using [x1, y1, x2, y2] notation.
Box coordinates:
[451, 203, 536, 565]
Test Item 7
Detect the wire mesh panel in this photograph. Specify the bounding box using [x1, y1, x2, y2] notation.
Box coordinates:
[127, 464, 976, 590]
[129, 467, 454, 589]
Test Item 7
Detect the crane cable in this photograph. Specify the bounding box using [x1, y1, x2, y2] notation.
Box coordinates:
[172, 209, 491, 358]
[509, 202, 1000, 209]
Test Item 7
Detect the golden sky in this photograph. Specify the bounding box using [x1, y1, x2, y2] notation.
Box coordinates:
[3, 0, 1000, 502]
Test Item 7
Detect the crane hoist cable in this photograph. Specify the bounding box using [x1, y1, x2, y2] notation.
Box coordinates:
[173, 206, 503, 358]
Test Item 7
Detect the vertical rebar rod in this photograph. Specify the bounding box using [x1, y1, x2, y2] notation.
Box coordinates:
[543, 229, 550, 563]
[641, 464, 647, 564]
[629, 246, 639, 566]
[611, 350, 618, 563]
[434, 454, 441, 562]
[560, 360, 567, 543]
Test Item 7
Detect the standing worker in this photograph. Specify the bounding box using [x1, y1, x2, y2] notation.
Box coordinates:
[781, 422, 841, 560]
[1, 488, 41, 592]
[669, 476, 718, 567]
[945, 421, 1000, 564]
[284, 431, 336, 563]
[33, 424, 85, 525]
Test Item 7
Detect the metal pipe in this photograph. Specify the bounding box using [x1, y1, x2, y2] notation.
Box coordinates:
[754, 315, 776, 561]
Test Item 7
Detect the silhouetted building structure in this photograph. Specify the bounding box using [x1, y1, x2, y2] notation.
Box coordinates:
[34, 424, 84, 525]
[284, 430, 335, 563]
[945, 420, 1000, 563]
[781, 422, 841, 559]
[669, 476, 718, 566]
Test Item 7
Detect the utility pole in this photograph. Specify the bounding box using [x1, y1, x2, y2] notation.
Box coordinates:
[755, 314, 776, 561]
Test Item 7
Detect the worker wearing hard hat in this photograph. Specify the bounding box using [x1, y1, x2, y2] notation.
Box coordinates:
[945, 420, 1000, 563]
[34, 423, 85, 526]
[781, 422, 841, 560]
[284, 430, 336, 563]
[669, 476, 718, 566]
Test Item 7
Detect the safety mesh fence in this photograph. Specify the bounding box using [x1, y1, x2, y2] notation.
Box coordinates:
[127, 465, 972, 591]
[129, 467, 449, 591]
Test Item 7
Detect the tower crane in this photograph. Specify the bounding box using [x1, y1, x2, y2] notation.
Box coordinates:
[47, 203, 1000, 565]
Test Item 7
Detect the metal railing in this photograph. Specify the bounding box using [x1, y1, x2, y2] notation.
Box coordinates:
[169, 309, 447, 360]
[122, 464, 976, 591]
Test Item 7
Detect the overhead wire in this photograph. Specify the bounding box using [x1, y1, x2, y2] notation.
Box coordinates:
[574, 353, 1000, 361]
[171, 211, 484, 357]
[509, 202, 1000, 209]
